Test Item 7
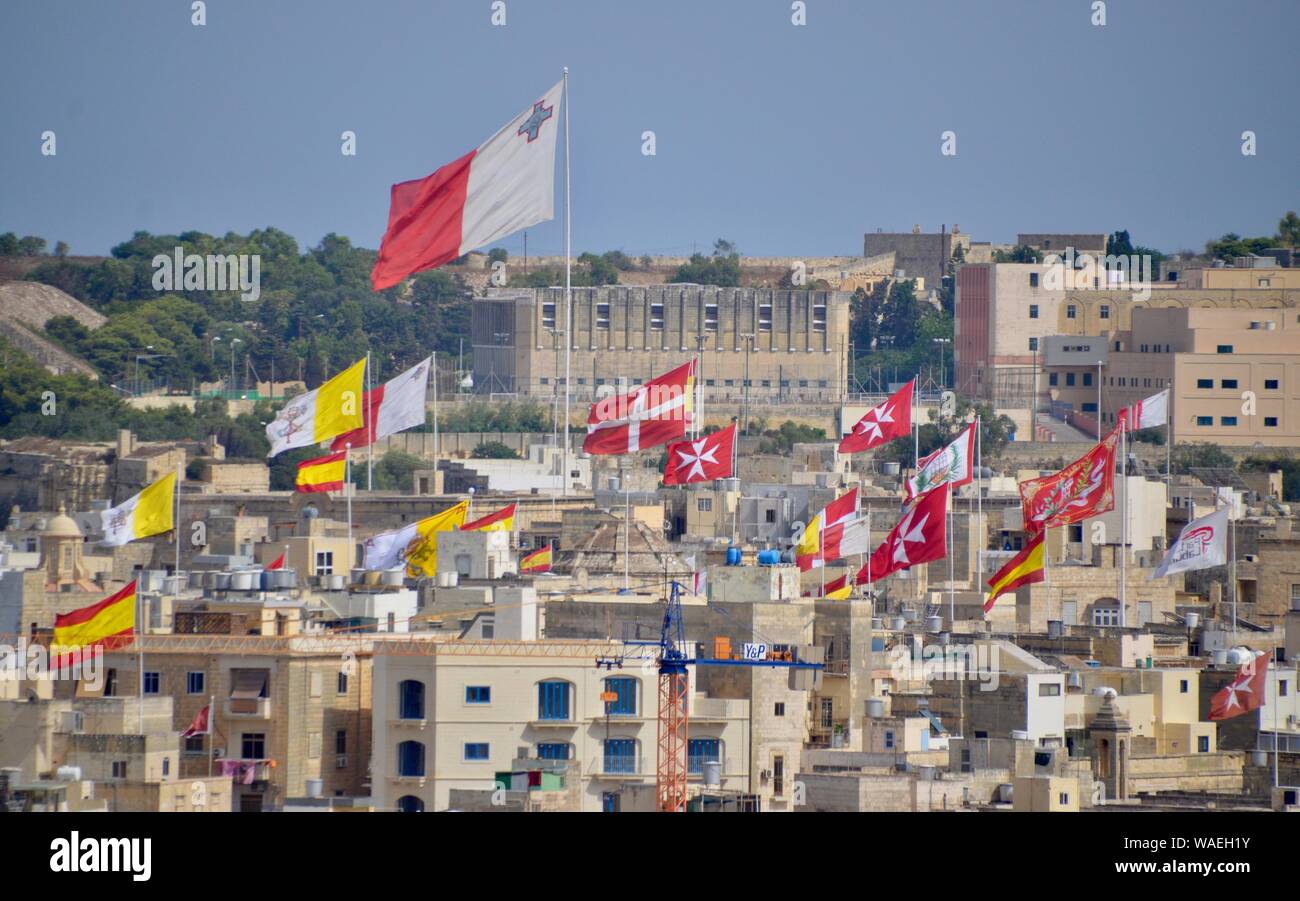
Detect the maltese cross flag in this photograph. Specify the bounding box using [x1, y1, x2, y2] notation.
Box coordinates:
[371, 81, 563, 291]
[1209, 653, 1269, 721]
[839, 380, 914, 454]
[856, 484, 949, 584]
[663, 424, 736, 485]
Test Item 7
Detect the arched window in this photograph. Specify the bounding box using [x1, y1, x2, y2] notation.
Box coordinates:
[603, 738, 638, 774]
[604, 676, 637, 716]
[396, 795, 424, 813]
[688, 738, 722, 775]
[397, 740, 425, 778]
[399, 679, 425, 720]
[537, 680, 571, 721]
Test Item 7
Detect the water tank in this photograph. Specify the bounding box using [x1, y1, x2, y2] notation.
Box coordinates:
[1227, 648, 1255, 666]
[1067, 671, 1083, 689]
[273, 569, 297, 589]
[1212, 649, 1228, 665]
[326, 574, 346, 590]
[918, 765, 936, 782]
[437, 571, 459, 588]
[702, 760, 721, 787]
[1047, 620, 1063, 639]
[56, 765, 82, 782]
[188, 571, 204, 589]
[351, 568, 367, 585]
[757, 549, 781, 566]
[230, 571, 255, 591]
[926, 615, 942, 634]
[866, 698, 885, 718]
[1184, 612, 1200, 630]
[882, 461, 901, 476]
[725, 547, 742, 566]
[939, 632, 951, 646]
[1010, 730, 1031, 741]
[305, 778, 324, 799]
[889, 616, 906, 631]
[259, 570, 274, 590]
[213, 572, 232, 590]
[1251, 750, 1268, 767]
[381, 569, 405, 587]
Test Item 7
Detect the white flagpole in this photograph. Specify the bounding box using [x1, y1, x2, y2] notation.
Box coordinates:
[561, 67, 572, 499]
[623, 469, 631, 592]
[365, 352, 373, 492]
[976, 417, 983, 591]
[1120, 416, 1128, 627]
[174, 462, 182, 576]
[1165, 393, 1172, 495]
[948, 490, 955, 625]
[432, 355, 440, 459]
[207, 693, 215, 778]
[345, 447, 353, 552]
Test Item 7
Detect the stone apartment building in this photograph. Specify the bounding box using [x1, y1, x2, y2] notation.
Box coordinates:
[471, 286, 850, 405]
[102, 635, 374, 811]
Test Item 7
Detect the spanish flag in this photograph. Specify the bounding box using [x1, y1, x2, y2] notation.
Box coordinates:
[520, 543, 552, 574]
[295, 450, 347, 493]
[984, 533, 1045, 613]
[802, 574, 851, 600]
[266, 357, 367, 457]
[53, 581, 136, 668]
[462, 503, 516, 532]
[402, 500, 471, 578]
[100, 472, 175, 546]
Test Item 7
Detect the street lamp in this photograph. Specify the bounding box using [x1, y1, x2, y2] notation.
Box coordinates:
[739, 333, 756, 435]
[229, 339, 242, 397]
[132, 345, 153, 396]
[932, 337, 951, 389]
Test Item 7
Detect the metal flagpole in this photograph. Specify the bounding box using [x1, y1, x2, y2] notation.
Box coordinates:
[345, 447, 353, 551]
[365, 352, 373, 492]
[432, 355, 440, 459]
[1165, 393, 1172, 496]
[1231, 511, 1237, 635]
[976, 417, 983, 591]
[207, 693, 215, 777]
[1120, 415, 1127, 628]
[623, 470, 631, 591]
[948, 492, 955, 624]
[1273, 643, 1280, 789]
[174, 462, 182, 576]
[561, 67, 572, 499]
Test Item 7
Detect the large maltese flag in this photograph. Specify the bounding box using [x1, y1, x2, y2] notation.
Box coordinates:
[371, 81, 563, 290]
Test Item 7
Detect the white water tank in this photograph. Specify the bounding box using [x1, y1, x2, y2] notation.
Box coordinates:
[703, 760, 721, 787]
[56, 765, 82, 782]
[866, 698, 885, 718]
[305, 778, 323, 799]
[926, 615, 943, 634]
[1047, 620, 1063, 639]
[1184, 612, 1201, 630]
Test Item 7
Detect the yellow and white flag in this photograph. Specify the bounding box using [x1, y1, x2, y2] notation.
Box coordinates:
[266, 357, 367, 458]
[100, 472, 176, 546]
[362, 500, 470, 576]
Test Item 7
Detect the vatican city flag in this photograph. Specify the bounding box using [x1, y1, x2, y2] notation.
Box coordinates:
[402, 500, 471, 578]
[100, 472, 176, 546]
[266, 357, 367, 458]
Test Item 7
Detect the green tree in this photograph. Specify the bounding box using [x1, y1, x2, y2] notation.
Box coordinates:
[471, 441, 519, 459]
[1277, 211, 1300, 248]
[992, 245, 1042, 263]
[1172, 442, 1234, 472]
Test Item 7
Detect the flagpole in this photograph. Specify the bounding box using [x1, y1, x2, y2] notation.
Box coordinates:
[948, 491, 955, 625]
[1120, 416, 1127, 628]
[1165, 395, 1172, 497]
[365, 351, 373, 492]
[345, 447, 353, 553]
[175, 462, 182, 577]
[1273, 643, 1280, 790]
[432, 355, 440, 459]
[561, 66, 572, 499]
[976, 416, 983, 592]
[207, 693, 215, 778]
[624, 468, 631, 592]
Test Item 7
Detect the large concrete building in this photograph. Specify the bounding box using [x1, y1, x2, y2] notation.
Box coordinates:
[471, 286, 850, 405]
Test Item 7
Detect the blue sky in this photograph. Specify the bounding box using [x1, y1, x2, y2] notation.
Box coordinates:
[1, 0, 1296, 259]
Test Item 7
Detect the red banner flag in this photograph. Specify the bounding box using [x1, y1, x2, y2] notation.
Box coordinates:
[839, 380, 913, 454]
[583, 360, 695, 455]
[1209, 654, 1269, 721]
[663, 424, 735, 485]
[856, 485, 949, 584]
[1018, 423, 1120, 537]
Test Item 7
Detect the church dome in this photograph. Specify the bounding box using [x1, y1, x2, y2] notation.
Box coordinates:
[43, 505, 83, 539]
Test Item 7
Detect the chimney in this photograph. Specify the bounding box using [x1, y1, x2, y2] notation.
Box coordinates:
[116, 429, 134, 458]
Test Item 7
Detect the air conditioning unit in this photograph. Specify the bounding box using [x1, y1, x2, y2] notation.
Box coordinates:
[213, 748, 225, 759]
[336, 755, 348, 769]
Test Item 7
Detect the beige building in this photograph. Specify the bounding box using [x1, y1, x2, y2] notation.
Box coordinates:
[370, 641, 751, 812]
[472, 286, 850, 406]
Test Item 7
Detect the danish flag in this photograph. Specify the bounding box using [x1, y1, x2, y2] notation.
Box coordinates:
[856, 484, 949, 584]
[583, 360, 695, 455]
[840, 380, 914, 454]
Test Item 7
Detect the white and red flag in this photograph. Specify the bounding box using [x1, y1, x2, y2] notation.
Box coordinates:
[906, 422, 976, 502]
[1122, 388, 1169, 431]
[371, 81, 563, 291]
[818, 516, 873, 563]
[1152, 506, 1228, 580]
[1209, 653, 1269, 721]
[663, 424, 735, 485]
[584, 360, 696, 455]
[182, 704, 211, 738]
[840, 380, 913, 454]
[331, 357, 431, 451]
[795, 488, 859, 571]
[856, 484, 949, 584]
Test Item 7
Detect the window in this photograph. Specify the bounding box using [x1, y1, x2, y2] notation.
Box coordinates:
[1099, 305, 1110, 320]
[1039, 683, 1061, 697]
[1197, 736, 1210, 753]
[1068, 524, 1083, 542]
[397, 740, 425, 777]
[1058, 792, 1069, 805]
[774, 702, 785, 717]
[1029, 273, 1039, 288]
[542, 302, 556, 330]
[1217, 345, 1233, 354]
[595, 302, 610, 329]
[1221, 416, 1238, 426]
[758, 304, 773, 331]
[704, 303, 719, 332]
[112, 761, 128, 779]
[1281, 680, 1290, 697]
[765, 509, 776, 523]
[1265, 379, 1279, 390]
[105, 668, 117, 697]
[1065, 372, 1076, 387]
[1082, 372, 1092, 387]
[1180, 680, 1189, 694]
[820, 697, 834, 729]
[336, 730, 347, 755]
[184, 735, 205, 755]
[1196, 416, 1213, 426]
[538, 681, 571, 720]
[697, 497, 712, 512]
[812, 305, 826, 333]
[650, 302, 664, 330]
[1066, 305, 1077, 319]
[1221, 379, 1238, 389]
[241, 733, 266, 760]
[396, 795, 424, 813]
[1049, 373, 1058, 387]
[772, 754, 785, 796]
[143, 671, 160, 695]
[337, 672, 348, 694]
[186, 672, 205, 695]
[315, 551, 334, 575]
[464, 743, 490, 761]
[1093, 606, 1121, 627]
[1196, 378, 1212, 389]
[603, 739, 636, 773]
[1258, 278, 1271, 288]
[1266, 417, 1279, 427]
[1029, 304, 1038, 318]
[466, 685, 491, 704]
[399, 679, 425, 720]
[884, 730, 895, 750]
[687, 738, 721, 774]
[534, 742, 570, 760]
[604, 677, 637, 716]
[1028, 337, 1038, 352]
[1082, 402, 1097, 413]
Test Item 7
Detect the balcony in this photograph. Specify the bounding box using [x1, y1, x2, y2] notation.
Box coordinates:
[686, 757, 738, 781]
[590, 756, 648, 779]
[528, 715, 578, 729]
[224, 697, 272, 720]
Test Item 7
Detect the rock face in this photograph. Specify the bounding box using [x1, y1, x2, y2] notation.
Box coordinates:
[0, 280, 105, 378]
